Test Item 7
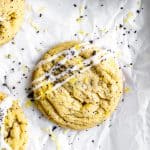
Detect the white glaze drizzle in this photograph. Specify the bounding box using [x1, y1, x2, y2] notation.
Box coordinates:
[32, 44, 94, 85]
[0, 17, 4, 22]
[32, 48, 79, 85]
[34, 42, 89, 71]
[0, 96, 14, 150]
[34, 51, 113, 100]
[33, 47, 113, 92]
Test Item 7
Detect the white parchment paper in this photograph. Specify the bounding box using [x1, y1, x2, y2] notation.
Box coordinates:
[0, 0, 150, 150]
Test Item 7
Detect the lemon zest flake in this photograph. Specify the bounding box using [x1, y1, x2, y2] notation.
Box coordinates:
[37, 7, 47, 13]
[79, 5, 84, 14]
[115, 51, 121, 58]
[63, 129, 69, 134]
[74, 44, 81, 50]
[123, 11, 134, 24]
[69, 77, 77, 84]
[76, 17, 84, 23]
[24, 99, 33, 108]
[43, 128, 61, 150]
[29, 18, 40, 31]
[124, 87, 131, 93]
[5, 54, 12, 59]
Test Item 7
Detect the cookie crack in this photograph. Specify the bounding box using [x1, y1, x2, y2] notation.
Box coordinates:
[61, 86, 84, 105]
[41, 98, 88, 126]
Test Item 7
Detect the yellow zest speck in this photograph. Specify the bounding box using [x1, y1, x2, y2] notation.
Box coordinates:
[43, 128, 61, 150]
[123, 11, 134, 24]
[36, 48, 42, 52]
[76, 4, 85, 23]
[79, 5, 84, 14]
[21, 65, 29, 72]
[69, 77, 77, 84]
[76, 58, 83, 67]
[104, 110, 110, 116]
[63, 129, 69, 134]
[29, 18, 40, 31]
[37, 7, 47, 13]
[115, 51, 121, 58]
[76, 17, 84, 23]
[83, 77, 89, 84]
[78, 30, 86, 35]
[99, 27, 108, 33]
[74, 44, 81, 50]
[24, 99, 33, 108]
[5, 54, 12, 59]
[124, 87, 131, 93]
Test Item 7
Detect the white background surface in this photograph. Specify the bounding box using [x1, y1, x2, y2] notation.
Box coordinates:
[0, 0, 150, 150]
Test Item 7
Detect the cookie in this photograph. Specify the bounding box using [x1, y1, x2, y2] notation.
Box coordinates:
[32, 41, 123, 130]
[0, 0, 25, 45]
[0, 92, 28, 150]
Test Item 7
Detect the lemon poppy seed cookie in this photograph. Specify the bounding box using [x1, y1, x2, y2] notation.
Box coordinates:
[32, 41, 123, 130]
[0, 0, 25, 45]
[0, 92, 28, 150]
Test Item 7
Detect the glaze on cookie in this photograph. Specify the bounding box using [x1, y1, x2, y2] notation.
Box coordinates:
[32, 41, 123, 130]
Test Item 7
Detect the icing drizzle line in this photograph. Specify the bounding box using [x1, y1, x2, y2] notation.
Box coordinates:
[0, 17, 5, 22]
[32, 43, 114, 93]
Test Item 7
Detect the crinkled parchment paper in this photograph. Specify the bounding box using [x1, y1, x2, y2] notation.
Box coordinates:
[0, 0, 150, 150]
